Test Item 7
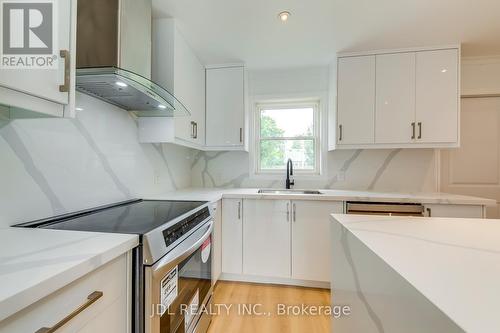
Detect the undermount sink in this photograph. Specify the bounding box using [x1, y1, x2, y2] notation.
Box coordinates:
[257, 189, 323, 195]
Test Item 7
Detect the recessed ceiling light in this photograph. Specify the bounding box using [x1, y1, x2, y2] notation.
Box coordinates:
[278, 11, 291, 22]
[441, 69, 448, 73]
[76, 107, 84, 111]
[158, 104, 167, 109]
[115, 81, 127, 87]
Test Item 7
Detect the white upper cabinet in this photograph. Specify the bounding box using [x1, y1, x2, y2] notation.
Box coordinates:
[416, 49, 459, 144]
[0, 0, 75, 118]
[375, 52, 416, 144]
[337, 56, 375, 145]
[332, 45, 460, 149]
[205, 66, 246, 150]
[151, 18, 205, 147]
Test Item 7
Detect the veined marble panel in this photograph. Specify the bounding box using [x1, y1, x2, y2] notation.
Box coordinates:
[190, 148, 436, 191]
[330, 219, 464, 333]
[0, 93, 194, 227]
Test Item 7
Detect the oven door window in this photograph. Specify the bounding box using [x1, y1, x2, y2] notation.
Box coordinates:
[160, 236, 212, 333]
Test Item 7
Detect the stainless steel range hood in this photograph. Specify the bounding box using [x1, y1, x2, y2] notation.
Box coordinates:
[75, 0, 189, 117]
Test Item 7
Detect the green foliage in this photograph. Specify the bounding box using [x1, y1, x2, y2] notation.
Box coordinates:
[304, 140, 314, 168]
[259, 115, 315, 170]
[261, 114, 284, 137]
[260, 115, 285, 169]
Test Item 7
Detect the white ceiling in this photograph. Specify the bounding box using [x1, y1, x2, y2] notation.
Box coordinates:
[152, 0, 500, 69]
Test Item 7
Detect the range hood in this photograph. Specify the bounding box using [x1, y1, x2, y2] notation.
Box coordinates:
[75, 0, 189, 117]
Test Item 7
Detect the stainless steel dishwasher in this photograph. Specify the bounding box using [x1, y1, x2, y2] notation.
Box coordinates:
[346, 202, 425, 216]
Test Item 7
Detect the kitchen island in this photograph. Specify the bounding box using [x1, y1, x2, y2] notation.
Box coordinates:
[330, 214, 500, 333]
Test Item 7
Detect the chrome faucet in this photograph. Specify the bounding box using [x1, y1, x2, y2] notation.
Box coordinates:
[286, 158, 295, 189]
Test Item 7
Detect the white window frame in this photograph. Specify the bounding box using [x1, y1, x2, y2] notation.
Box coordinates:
[254, 101, 321, 175]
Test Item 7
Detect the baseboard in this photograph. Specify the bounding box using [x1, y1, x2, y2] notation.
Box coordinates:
[219, 273, 330, 289]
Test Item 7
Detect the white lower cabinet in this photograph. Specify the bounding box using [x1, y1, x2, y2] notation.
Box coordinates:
[221, 199, 243, 274]
[0, 253, 130, 333]
[220, 198, 485, 285]
[240, 199, 343, 283]
[424, 204, 484, 218]
[243, 199, 291, 278]
[212, 200, 222, 284]
[291, 200, 343, 282]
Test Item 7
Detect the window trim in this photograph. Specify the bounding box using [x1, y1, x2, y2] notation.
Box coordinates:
[255, 101, 321, 175]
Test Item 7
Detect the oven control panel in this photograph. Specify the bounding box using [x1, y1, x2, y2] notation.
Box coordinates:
[162, 207, 211, 248]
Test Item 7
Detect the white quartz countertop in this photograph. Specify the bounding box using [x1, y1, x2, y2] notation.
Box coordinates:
[0, 228, 138, 321]
[148, 187, 495, 206]
[331, 214, 500, 333]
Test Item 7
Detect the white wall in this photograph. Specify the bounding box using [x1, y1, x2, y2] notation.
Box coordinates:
[0, 93, 194, 227]
[191, 66, 437, 191]
[440, 56, 500, 218]
[461, 57, 500, 96]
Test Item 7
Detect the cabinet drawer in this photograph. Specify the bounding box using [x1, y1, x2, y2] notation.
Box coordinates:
[424, 204, 484, 218]
[0, 254, 129, 333]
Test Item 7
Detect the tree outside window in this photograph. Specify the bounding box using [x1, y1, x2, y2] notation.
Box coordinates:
[257, 103, 319, 174]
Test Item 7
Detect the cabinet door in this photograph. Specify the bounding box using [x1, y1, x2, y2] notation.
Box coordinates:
[291, 200, 343, 282]
[211, 200, 222, 284]
[221, 199, 243, 274]
[243, 199, 291, 278]
[416, 49, 459, 143]
[337, 56, 375, 145]
[206, 67, 245, 147]
[375, 53, 416, 144]
[0, 0, 71, 105]
[424, 204, 484, 218]
[174, 29, 206, 145]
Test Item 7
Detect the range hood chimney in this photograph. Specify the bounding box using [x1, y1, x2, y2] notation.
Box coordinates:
[75, 0, 189, 117]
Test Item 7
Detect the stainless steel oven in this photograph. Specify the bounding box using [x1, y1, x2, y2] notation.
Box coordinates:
[145, 220, 213, 333]
[16, 199, 215, 333]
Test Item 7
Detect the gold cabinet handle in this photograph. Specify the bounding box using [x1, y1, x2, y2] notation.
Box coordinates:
[59, 50, 70, 93]
[35, 291, 103, 333]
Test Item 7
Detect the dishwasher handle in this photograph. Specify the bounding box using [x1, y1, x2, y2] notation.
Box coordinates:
[346, 202, 425, 216]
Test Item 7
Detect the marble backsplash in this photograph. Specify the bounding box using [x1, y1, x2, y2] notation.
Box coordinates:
[0, 91, 437, 227]
[190, 148, 437, 192]
[0, 93, 194, 227]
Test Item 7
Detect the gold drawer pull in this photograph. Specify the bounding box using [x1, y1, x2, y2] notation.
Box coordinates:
[35, 291, 103, 333]
[58, 50, 70, 93]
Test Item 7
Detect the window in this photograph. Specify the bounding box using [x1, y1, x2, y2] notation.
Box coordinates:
[256, 102, 320, 174]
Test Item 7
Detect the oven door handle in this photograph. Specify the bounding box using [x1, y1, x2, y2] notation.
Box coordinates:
[151, 220, 214, 274]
